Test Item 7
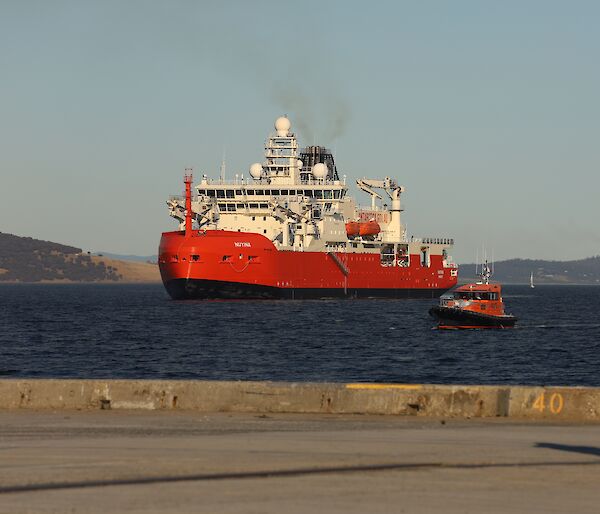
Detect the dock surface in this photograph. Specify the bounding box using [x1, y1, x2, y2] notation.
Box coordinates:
[1, 411, 599, 513]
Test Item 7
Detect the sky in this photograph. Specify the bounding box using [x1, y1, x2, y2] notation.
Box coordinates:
[1, 0, 599, 263]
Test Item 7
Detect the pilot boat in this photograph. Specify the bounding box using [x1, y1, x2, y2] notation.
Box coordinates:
[429, 262, 517, 329]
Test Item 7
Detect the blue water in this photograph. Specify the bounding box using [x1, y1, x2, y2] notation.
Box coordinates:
[0, 284, 599, 386]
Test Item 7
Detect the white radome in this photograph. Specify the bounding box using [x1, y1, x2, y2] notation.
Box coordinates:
[312, 163, 327, 179]
[249, 163, 263, 179]
[274, 116, 291, 136]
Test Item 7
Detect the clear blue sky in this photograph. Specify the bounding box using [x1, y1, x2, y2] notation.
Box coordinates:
[1, 0, 598, 262]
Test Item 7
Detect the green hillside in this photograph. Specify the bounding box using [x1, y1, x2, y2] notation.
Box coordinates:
[0, 232, 121, 282]
[458, 257, 600, 284]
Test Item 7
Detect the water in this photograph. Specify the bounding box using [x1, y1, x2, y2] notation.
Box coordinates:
[1, 284, 599, 386]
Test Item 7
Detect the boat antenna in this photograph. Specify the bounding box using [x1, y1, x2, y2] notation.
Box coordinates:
[220, 146, 226, 182]
[480, 260, 492, 285]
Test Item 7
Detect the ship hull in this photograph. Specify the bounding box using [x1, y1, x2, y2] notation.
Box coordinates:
[164, 278, 449, 300]
[159, 230, 458, 300]
[429, 306, 517, 329]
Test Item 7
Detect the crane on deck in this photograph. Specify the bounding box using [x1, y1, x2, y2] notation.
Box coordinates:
[356, 177, 405, 209]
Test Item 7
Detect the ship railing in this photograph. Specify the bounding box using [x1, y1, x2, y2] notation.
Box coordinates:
[356, 205, 388, 212]
[197, 179, 255, 186]
[297, 179, 346, 186]
[194, 177, 346, 187]
[411, 237, 455, 245]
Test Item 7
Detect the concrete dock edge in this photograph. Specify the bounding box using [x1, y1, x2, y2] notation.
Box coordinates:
[0, 379, 598, 421]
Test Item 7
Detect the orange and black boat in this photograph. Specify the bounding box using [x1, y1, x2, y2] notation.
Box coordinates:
[429, 263, 517, 329]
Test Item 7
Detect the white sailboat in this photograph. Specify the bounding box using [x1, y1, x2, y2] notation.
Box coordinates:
[530, 272, 535, 289]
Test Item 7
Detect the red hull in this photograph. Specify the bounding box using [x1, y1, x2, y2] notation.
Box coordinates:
[159, 230, 458, 300]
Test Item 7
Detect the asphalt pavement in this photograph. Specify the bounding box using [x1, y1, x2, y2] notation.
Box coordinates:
[0, 411, 599, 513]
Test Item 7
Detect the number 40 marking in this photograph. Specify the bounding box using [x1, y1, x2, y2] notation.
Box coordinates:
[532, 392, 564, 414]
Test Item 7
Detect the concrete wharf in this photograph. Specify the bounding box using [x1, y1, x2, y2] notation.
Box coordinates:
[1, 380, 599, 513]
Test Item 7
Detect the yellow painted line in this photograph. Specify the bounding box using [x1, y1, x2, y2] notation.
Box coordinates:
[345, 383, 423, 390]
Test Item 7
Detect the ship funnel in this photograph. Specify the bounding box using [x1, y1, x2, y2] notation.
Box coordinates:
[299, 146, 339, 181]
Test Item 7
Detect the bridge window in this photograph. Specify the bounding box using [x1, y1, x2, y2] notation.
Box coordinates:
[281, 190, 288, 195]
[207, 190, 216, 197]
[217, 190, 225, 198]
[324, 190, 333, 199]
[236, 203, 245, 209]
[315, 190, 323, 199]
[333, 190, 341, 199]
[226, 190, 234, 198]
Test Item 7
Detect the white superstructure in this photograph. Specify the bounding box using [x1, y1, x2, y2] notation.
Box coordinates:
[167, 117, 454, 266]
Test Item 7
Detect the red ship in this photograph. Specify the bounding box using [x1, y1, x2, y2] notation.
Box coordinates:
[159, 117, 458, 299]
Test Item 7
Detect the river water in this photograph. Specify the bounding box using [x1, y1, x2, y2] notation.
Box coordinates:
[1, 283, 599, 386]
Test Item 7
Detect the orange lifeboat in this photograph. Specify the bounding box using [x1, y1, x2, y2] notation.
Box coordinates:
[359, 220, 381, 237]
[345, 221, 360, 238]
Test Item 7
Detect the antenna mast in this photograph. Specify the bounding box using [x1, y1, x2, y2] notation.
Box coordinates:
[183, 169, 193, 236]
[220, 147, 226, 182]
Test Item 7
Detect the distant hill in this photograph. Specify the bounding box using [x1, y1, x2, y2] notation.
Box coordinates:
[93, 252, 157, 263]
[0, 232, 160, 283]
[459, 256, 600, 284]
